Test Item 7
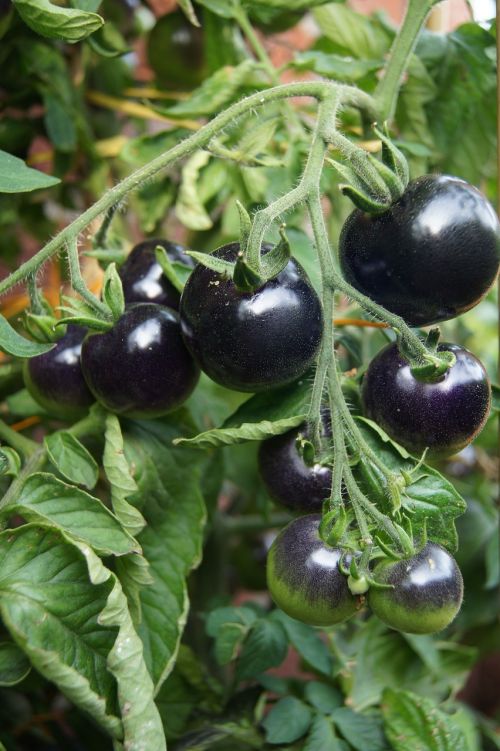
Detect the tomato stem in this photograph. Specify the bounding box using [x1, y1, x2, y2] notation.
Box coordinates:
[374, 0, 439, 122]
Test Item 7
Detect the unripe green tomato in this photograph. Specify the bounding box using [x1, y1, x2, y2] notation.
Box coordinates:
[368, 543, 463, 634]
[267, 514, 362, 627]
[147, 12, 206, 90]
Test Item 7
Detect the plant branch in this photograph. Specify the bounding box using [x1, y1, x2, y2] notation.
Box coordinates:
[66, 238, 111, 318]
[374, 0, 439, 122]
[0, 82, 375, 299]
[0, 420, 38, 458]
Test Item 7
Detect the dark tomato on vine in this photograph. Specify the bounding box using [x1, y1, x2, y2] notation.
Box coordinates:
[120, 238, 194, 310]
[267, 514, 362, 627]
[23, 325, 94, 420]
[368, 543, 463, 634]
[259, 416, 331, 513]
[362, 342, 491, 457]
[179, 243, 323, 392]
[339, 175, 500, 327]
[81, 303, 199, 418]
[147, 12, 206, 90]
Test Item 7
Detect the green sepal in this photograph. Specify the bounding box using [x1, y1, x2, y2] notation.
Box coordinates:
[56, 315, 112, 333]
[233, 254, 264, 292]
[321, 504, 348, 547]
[367, 154, 404, 202]
[101, 263, 125, 321]
[373, 122, 409, 189]
[340, 185, 389, 214]
[374, 535, 401, 561]
[260, 225, 291, 280]
[185, 250, 234, 277]
[23, 312, 64, 344]
[236, 200, 252, 256]
[0, 447, 21, 477]
[155, 246, 185, 294]
[393, 523, 415, 556]
[296, 434, 315, 467]
[410, 350, 456, 381]
[84, 249, 127, 268]
[425, 327, 441, 351]
[0, 314, 55, 358]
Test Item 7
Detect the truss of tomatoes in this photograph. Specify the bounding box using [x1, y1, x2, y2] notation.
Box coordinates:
[23, 175, 499, 635]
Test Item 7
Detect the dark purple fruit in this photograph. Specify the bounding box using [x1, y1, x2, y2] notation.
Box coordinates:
[23, 326, 94, 420]
[267, 514, 362, 626]
[368, 543, 463, 634]
[259, 419, 331, 513]
[179, 243, 323, 392]
[81, 303, 199, 418]
[362, 342, 491, 457]
[339, 175, 500, 327]
[120, 238, 194, 310]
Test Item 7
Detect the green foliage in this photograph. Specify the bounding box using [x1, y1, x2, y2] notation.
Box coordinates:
[0, 1, 497, 749]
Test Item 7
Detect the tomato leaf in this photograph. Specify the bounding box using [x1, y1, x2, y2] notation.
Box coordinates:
[331, 707, 386, 751]
[0, 642, 31, 686]
[381, 689, 467, 751]
[2, 473, 140, 557]
[175, 377, 312, 448]
[355, 420, 466, 550]
[44, 432, 99, 489]
[122, 419, 206, 692]
[262, 696, 312, 745]
[0, 150, 60, 193]
[0, 525, 122, 739]
[304, 715, 347, 751]
[12, 0, 103, 42]
[237, 618, 288, 680]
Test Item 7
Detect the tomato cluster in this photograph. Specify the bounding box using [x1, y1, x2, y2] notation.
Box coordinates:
[23, 173, 497, 635]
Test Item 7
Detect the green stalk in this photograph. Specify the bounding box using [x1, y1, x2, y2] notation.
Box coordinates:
[0, 420, 38, 458]
[0, 82, 375, 299]
[374, 0, 440, 122]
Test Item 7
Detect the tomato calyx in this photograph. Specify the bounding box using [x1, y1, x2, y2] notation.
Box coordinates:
[329, 123, 410, 214]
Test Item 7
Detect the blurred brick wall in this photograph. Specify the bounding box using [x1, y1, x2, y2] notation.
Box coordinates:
[350, 0, 470, 28]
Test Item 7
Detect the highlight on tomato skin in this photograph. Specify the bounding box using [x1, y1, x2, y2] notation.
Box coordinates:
[119, 238, 194, 310]
[339, 175, 500, 327]
[80, 303, 200, 419]
[361, 342, 491, 458]
[266, 514, 363, 627]
[368, 543, 464, 635]
[179, 242, 323, 393]
[23, 325, 94, 421]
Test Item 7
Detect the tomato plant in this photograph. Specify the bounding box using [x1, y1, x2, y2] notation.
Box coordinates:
[0, 0, 498, 749]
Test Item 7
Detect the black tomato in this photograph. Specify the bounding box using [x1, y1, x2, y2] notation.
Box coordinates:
[119, 238, 194, 310]
[258, 418, 331, 513]
[362, 342, 491, 457]
[80, 303, 199, 418]
[179, 243, 323, 392]
[23, 325, 94, 420]
[339, 175, 500, 327]
[368, 543, 463, 634]
[147, 12, 206, 90]
[267, 514, 362, 627]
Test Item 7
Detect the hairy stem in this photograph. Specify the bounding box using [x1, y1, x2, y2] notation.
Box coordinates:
[66, 238, 111, 318]
[0, 82, 375, 299]
[374, 0, 439, 122]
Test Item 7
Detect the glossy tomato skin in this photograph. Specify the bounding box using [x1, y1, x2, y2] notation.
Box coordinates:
[362, 342, 491, 457]
[259, 418, 331, 513]
[368, 543, 463, 634]
[120, 238, 194, 310]
[23, 325, 94, 420]
[267, 514, 362, 626]
[179, 243, 323, 392]
[81, 303, 199, 418]
[339, 175, 500, 327]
